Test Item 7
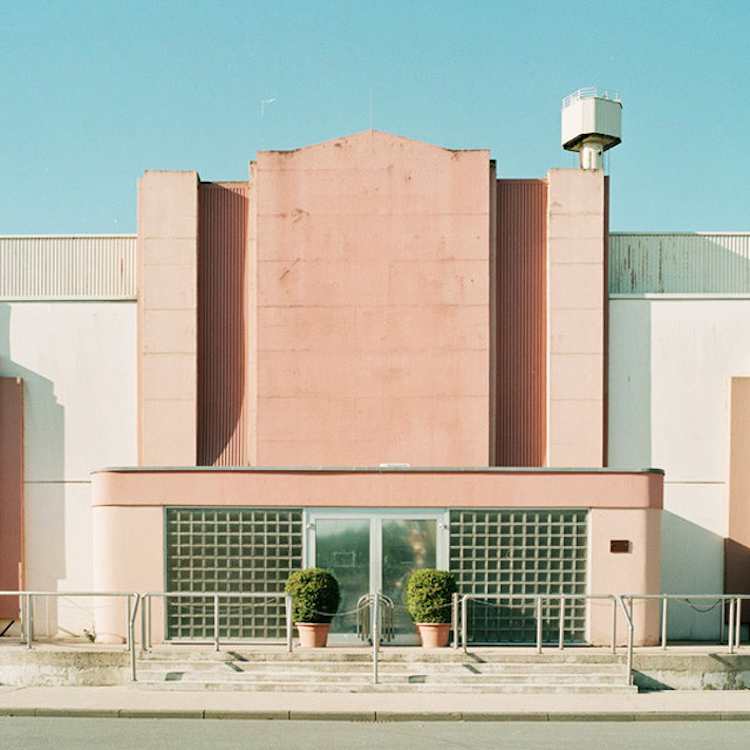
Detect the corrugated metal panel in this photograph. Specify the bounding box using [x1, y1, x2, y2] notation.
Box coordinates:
[0, 235, 136, 300]
[610, 234, 750, 294]
[494, 179, 546, 467]
[197, 182, 249, 467]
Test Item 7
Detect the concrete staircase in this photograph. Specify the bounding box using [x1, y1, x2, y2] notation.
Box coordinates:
[133, 648, 636, 694]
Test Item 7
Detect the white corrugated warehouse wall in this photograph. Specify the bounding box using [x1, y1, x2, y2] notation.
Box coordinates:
[0, 236, 137, 636]
[609, 233, 750, 639]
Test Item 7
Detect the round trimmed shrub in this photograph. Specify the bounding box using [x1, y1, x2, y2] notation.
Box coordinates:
[406, 568, 457, 624]
[284, 568, 341, 624]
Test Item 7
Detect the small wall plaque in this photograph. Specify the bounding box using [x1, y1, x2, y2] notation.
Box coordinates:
[610, 539, 631, 553]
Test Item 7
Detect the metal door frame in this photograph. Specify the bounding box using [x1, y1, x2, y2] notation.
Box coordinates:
[304, 508, 449, 642]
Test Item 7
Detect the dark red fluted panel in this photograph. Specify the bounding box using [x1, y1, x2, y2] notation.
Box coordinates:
[494, 180, 547, 467]
[198, 183, 249, 466]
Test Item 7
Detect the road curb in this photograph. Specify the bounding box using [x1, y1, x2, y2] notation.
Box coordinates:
[2, 708, 750, 722]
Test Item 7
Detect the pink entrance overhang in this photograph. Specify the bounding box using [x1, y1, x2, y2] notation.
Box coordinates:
[91, 467, 663, 509]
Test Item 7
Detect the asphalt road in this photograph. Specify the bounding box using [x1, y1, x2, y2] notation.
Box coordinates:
[2, 717, 749, 750]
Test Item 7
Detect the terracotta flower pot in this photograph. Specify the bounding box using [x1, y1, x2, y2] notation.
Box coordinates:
[416, 623, 451, 648]
[295, 622, 331, 648]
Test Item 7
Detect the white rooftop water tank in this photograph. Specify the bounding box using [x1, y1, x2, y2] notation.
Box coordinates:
[561, 88, 622, 169]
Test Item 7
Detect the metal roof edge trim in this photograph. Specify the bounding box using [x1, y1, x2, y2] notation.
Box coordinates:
[0, 296, 137, 302]
[93, 466, 664, 475]
[609, 294, 750, 300]
[0, 234, 137, 239]
[610, 232, 750, 237]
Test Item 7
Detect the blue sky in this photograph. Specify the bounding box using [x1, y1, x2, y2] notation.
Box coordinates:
[2, 0, 748, 234]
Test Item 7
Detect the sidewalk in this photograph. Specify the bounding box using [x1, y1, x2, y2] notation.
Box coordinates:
[1, 685, 750, 721]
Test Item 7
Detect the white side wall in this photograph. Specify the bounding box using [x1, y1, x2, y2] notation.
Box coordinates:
[0, 301, 137, 635]
[609, 298, 750, 638]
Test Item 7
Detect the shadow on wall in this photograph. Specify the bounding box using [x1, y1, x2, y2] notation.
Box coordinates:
[607, 298, 651, 468]
[0, 303, 65, 634]
[197, 183, 248, 466]
[661, 511, 725, 641]
[725, 538, 750, 623]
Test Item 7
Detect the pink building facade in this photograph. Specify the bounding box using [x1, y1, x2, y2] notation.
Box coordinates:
[0, 130, 666, 646]
[89, 131, 661, 646]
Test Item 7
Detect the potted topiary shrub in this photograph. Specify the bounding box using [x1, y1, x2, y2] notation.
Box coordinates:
[284, 568, 341, 648]
[406, 568, 457, 648]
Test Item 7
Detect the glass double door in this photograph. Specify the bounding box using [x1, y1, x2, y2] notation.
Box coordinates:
[306, 510, 448, 644]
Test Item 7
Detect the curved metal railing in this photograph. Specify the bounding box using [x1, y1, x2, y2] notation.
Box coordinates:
[355, 593, 395, 684]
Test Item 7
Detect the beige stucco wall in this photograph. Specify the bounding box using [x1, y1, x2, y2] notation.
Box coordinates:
[546, 169, 606, 468]
[92, 506, 164, 643]
[1, 301, 137, 636]
[250, 131, 491, 467]
[589, 508, 661, 646]
[137, 171, 199, 466]
[609, 299, 750, 638]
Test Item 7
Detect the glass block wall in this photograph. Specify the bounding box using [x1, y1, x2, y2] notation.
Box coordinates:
[165, 508, 303, 640]
[449, 509, 588, 644]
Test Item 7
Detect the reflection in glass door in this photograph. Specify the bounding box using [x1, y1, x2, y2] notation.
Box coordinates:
[314, 518, 370, 637]
[381, 519, 437, 639]
[307, 511, 446, 644]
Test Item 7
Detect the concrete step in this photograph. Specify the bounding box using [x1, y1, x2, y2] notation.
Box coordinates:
[133, 648, 633, 693]
[136, 668, 628, 684]
[133, 679, 637, 694]
[135, 659, 626, 675]
[139, 648, 625, 664]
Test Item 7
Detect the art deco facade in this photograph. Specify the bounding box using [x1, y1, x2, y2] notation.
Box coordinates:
[3, 128, 747, 646]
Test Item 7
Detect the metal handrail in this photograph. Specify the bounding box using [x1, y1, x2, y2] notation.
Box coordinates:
[5, 589, 748, 689]
[355, 593, 394, 684]
[452, 592, 459, 650]
[0, 590, 139, 684]
[616, 596, 634, 685]
[459, 594, 618, 654]
[140, 591, 293, 653]
[622, 594, 741, 654]
[562, 87, 621, 107]
[355, 593, 395, 644]
[128, 594, 141, 681]
[728, 595, 750, 650]
[0, 590, 137, 649]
